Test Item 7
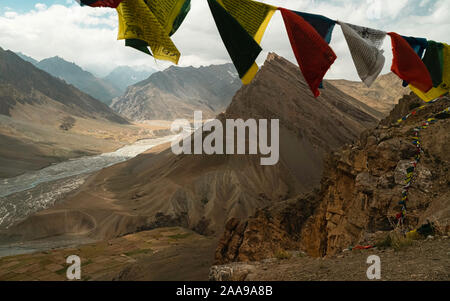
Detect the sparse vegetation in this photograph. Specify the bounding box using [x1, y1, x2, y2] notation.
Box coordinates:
[124, 249, 153, 257]
[168, 233, 192, 240]
[274, 249, 292, 260]
[59, 116, 76, 131]
[375, 232, 415, 251]
[201, 198, 209, 205]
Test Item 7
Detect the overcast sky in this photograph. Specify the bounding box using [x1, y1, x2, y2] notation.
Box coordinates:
[0, 0, 448, 78]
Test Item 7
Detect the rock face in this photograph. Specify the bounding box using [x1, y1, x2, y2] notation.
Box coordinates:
[111, 63, 242, 120]
[214, 94, 450, 262]
[214, 193, 320, 264]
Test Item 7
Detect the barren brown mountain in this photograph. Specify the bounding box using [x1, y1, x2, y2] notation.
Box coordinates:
[4, 53, 379, 243]
[328, 73, 410, 116]
[111, 63, 242, 121]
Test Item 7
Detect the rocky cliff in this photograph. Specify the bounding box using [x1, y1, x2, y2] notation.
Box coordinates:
[215, 94, 450, 263]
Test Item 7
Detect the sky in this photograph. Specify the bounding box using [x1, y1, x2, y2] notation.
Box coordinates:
[0, 0, 448, 78]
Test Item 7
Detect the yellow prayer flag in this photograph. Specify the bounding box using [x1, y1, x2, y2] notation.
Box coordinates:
[145, 0, 191, 36]
[409, 84, 447, 102]
[116, 0, 180, 64]
[217, 0, 276, 44]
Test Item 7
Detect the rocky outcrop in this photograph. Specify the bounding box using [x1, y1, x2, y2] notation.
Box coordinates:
[214, 95, 450, 263]
[214, 193, 320, 264]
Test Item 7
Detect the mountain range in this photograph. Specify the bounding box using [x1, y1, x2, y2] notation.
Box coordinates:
[15, 52, 157, 105]
[0, 47, 151, 178]
[5, 53, 381, 241]
[111, 63, 242, 120]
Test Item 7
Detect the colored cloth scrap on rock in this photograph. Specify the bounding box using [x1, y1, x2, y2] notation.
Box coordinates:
[352, 245, 374, 250]
[388, 32, 433, 93]
[280, 8, 337, 97]
[339, 22, 386, 87]
[207, 0, 262, 84]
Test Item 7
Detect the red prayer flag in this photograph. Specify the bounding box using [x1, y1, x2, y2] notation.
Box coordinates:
[77, 0, 123, 8]
[388, 32, 432, 93]
[279, 8, 336, 97]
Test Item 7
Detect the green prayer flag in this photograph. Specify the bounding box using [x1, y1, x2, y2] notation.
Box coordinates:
[125, 39, 153, 56]
[207, 0, 262, 82]
[422, 41, 444, 88]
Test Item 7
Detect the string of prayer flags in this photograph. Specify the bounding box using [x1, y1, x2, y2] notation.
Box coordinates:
[279, 8, 337, 97]
[76, 0, 123, 8]
[339, 22, 386, 87]
[388, 32, 433, 93]
[79, 0, 448, 95]
[401, 36, 428, 87]
[393, 101, 450, 224]
[116, 0, 188, 64]
[207, 0, 262, 84]
[214, 0, 277, 84]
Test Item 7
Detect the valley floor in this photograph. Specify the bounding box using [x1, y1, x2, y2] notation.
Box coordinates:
[0, 227, 217, 281]
[1, 229, 447, 281]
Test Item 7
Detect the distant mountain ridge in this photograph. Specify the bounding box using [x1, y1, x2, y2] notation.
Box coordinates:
[104, 66, 157, 92]
[34, 56, 121, 105]
[0, 47, 130, 177]
[12, 52, 158, 105]
[111, 63, 242, 120]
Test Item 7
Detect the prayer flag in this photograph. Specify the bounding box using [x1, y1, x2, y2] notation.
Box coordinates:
[279, 8, 337, 97]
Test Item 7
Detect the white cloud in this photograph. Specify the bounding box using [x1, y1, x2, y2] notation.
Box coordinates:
[35, 3, 48, 11]
[0, 0, 448, 80]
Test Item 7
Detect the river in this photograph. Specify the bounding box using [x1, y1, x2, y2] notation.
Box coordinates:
[0, 134, 179, 231]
